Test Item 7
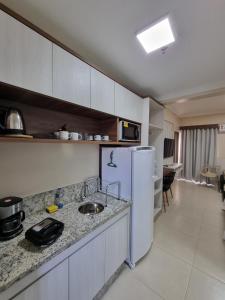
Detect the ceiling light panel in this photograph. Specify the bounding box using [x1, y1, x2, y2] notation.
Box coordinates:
[137, 17, 175, 54]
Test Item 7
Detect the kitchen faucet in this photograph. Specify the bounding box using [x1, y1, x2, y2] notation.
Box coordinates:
[105, 181, 121, 207]
[79, 181, 88, 202]
[79, 176, 100, 202]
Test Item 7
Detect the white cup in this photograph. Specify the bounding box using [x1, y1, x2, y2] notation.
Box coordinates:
[94, 135, 102, 141]
[102, 135, 109, 141]
[54, 131, 60, 139]
[87, 135, 93, 141]
[70, 132, 82, 140]
[59, 131, 69, 140]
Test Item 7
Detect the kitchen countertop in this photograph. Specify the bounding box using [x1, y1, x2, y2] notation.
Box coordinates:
[0, 193, 130, 293]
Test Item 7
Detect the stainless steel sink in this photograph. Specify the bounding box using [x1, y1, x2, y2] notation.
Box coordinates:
[78, 202, 104, 215]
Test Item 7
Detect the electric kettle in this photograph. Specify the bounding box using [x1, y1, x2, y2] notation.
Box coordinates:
[0, 107, 25, 135]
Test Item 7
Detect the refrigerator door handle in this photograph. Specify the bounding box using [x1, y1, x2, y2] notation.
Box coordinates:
[131, 146, 155, 151]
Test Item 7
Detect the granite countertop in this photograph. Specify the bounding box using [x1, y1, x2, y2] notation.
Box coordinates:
[0, 193, 130, 293]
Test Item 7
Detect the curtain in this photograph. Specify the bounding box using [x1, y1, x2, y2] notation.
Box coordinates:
[181, 128, 218, 181]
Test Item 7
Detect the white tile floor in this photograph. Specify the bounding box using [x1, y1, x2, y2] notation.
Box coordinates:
[102, 180, 225, 300]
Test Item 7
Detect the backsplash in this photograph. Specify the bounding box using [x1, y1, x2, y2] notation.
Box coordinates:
[23, 177, 98, 217]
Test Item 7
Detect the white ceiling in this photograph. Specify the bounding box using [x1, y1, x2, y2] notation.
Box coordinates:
[1, 0, 225, 102]
[166, 89, 225, 117]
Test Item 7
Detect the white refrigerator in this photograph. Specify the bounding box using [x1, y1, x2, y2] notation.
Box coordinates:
[101, 146, 155, 267]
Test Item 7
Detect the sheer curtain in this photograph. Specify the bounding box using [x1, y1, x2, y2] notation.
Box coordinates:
[181, 128, 218, 181]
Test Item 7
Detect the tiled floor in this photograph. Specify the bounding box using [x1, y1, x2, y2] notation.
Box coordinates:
[102, 180, 225, 300]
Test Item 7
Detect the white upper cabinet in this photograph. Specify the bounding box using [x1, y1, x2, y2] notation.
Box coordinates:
[0, 10, 52, 96]
[91, 68, 115, 114]
[53, 45, 91, 107]
[0, 10, 144, 122]
[115, 83, 143, 123]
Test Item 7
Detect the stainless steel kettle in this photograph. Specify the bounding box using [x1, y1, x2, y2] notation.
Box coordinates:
[0, 108, 25, 135]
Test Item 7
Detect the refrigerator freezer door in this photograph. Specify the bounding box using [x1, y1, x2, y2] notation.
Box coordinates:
[101, 148, 132, 200]
[130, 148, 155, 266]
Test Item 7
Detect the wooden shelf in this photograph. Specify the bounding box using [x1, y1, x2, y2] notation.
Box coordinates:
[0, 83, 143, 146]
[0, 137, 140, 146]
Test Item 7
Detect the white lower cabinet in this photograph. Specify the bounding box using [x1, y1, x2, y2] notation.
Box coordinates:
[69, 214, 128, 300]
[105, 214, 129, 282]
[69, 233, 105, 300]
[7, 212, 129, 300]
[13, 259, 68, 300]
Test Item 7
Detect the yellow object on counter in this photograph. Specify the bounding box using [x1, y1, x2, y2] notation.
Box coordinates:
[46, 205, 58, 214]
[123, 121, 129, 128]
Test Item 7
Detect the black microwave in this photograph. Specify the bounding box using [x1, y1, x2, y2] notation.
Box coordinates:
[118, 120, 141, 142]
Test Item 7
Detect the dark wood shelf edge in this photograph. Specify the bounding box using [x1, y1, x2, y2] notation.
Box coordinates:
[0, 81, 141, 125]
[0, 137, 140, 146]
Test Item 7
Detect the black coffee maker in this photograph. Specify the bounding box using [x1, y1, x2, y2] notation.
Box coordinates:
[0, 197, 25, 241]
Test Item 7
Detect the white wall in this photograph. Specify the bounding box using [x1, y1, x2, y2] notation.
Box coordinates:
[0, 143, 99, 198]
[141, 97, 150, 146]
[163, 108, 181, 165]
[180, 113, 225, 126]
[163, 121, 174, 165]
[164, 109, 181, 131]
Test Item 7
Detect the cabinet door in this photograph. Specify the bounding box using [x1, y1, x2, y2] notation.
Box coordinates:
[105, 215, 129, 282]
[115, 83, 143, 123]
[69, 233, 105, 300]
[0, 10, 52, 96]
[91, 68, 115, 114]
[13, 260, 68, 300]
[53, 45, 91, 107]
